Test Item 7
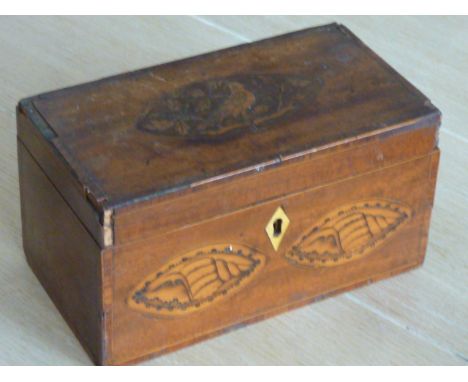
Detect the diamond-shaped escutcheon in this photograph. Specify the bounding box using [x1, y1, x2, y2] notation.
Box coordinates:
[265, 206, 290, 251]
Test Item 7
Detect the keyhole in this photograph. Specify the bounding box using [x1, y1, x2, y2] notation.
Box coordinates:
[273, 219, 283, 237]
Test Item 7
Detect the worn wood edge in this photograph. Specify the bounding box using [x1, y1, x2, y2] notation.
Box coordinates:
[18, 98, 58, 140]
[102, 210, 114, 249]
[17, 99, 114, 248]
[109, 258, 426, 365]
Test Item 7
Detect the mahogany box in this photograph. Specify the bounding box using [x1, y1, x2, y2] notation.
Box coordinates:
[16, 23, 441, 365]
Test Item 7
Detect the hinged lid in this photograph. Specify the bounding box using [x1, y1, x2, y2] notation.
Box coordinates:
[18, 23, 440, 247]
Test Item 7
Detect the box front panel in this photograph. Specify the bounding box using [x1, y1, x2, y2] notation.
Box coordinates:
[109, 151, 438, 365]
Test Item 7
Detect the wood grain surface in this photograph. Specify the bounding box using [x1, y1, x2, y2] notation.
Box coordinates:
[0, 16, 467, 365]
[25, 23, 437, 209]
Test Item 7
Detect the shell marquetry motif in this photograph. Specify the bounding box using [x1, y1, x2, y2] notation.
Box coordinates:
[135, 73, 323, 142]
[285, 199, 413, 268]
[128, 245, 266, 317]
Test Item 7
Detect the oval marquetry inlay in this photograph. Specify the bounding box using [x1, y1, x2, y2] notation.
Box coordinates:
[135, 73, 323, 141]
[128, 245, 266, 317]
[285, 199, 413, 268]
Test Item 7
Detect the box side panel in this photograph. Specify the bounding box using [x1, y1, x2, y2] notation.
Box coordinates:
[17, 102, 108, 247]
[114, 121, 438, 245]
[18, 140, 106, 365]
[108, 150, 438, 365]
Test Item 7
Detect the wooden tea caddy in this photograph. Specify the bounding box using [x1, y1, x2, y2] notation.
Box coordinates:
[17, 23, 441, 365]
